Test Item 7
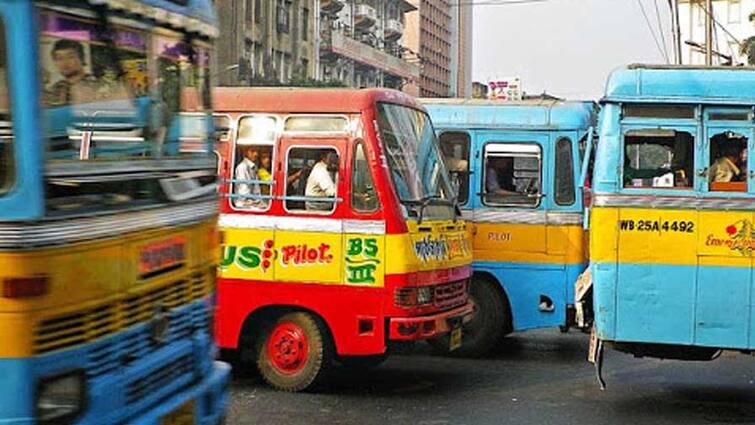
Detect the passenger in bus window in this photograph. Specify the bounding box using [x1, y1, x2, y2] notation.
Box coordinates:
[258, 151, 273, 195]
[710, 144, 743, 183]
[485, 156, 517, 196]
[234, 145, 263, 208]
[305, 150, 338, 211]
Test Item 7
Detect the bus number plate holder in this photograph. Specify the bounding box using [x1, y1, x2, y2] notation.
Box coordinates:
[449, 318, 462, 351]
[161, 400, 195, 425]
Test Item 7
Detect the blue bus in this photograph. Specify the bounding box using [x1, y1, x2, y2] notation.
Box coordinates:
[0, 0, 228, 423]
[588, 65, 755, 383]
[425, 99, 595, 356]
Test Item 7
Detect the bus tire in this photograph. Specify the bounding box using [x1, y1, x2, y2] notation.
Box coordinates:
[337, 354, 387, 369]
[430, 278, 508, 357]
[255, 312, 332, 392]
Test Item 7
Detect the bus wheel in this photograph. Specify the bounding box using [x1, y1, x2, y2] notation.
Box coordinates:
[256, 312, 332, 392]
[430, 278, 508, 357]
[338, 354, 387, 369]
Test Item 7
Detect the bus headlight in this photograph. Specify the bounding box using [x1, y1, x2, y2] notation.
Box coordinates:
[394, 286, 434, 308]
[36, 370, 86, 425]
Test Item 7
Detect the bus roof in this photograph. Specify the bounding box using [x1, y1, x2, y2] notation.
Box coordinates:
[604, 64, 755, 105]
[212, 87, 426, 114]
[422, 98, 596, 131]
[96, 0, 218, 37]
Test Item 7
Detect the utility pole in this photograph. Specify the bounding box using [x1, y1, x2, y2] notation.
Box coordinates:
[705, 0, 713, 65]
[668, 0, 682, 64]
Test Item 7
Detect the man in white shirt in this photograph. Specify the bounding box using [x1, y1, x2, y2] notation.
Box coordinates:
[234, 146, 263, 208]
[305, 151, 338, 211]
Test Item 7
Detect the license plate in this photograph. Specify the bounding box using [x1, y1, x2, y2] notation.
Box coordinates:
[139, 236, 186, 276]
[161, 400, 195, 425]
[449, 326, 462, 351]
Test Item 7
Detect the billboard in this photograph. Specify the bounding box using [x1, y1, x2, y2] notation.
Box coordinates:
[488, 78, 522, 101]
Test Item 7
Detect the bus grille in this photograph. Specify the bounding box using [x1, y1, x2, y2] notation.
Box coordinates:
[34, 267, 213, 355]
[434, 279, 468, 310]
[125, 353, 195, 405]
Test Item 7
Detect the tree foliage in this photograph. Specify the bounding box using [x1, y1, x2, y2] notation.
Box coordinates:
[741, 12, 755, 65]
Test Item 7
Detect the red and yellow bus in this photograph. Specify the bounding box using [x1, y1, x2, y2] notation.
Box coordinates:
[213, 87, 474, 391]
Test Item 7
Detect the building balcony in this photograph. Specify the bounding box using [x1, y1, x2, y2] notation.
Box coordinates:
[354, 4, 377, 28]
[384, 19, 403, 40]
[321, 0, 345, 14]
[319, 30, 420, 82]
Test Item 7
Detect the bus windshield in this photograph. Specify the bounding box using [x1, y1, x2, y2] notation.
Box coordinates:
[376, 102, 455, 220]
[39, 5, 211, 163]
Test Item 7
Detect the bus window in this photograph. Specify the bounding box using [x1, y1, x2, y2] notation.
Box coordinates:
[285, 147, 339, 213]
[284, 115, 348, 132]
[351, 142, 378, 212]
[213, 114, 231, 141]
[482, 143, 542, 208]
[555, 137, 575, 206]
[622, 129, 694, 189]
[439, 132, 470, 205]
[708, 131, 747, 192]
[232, 143, 273, 210]
[0, 19, 10, 195]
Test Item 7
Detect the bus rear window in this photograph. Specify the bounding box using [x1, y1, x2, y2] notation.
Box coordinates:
[623, 129, 694, 189]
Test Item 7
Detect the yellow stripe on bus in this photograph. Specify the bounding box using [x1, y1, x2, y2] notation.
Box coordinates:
[590, 207, 755, 267]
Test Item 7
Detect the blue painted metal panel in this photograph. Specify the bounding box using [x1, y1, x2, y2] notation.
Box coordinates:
[615, 263, 697, 345]
[0, 358, 34, 423]
[475, 261, 586, 331]
[0, 2, 44, 220]
[604, 65, 755, 105]
[592, 262, 618, 340]
[696, 264, 752, 349]
[424, 100, 595, 131]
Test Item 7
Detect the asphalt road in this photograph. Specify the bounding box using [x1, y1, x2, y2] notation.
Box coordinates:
[226, 329, 755, 425]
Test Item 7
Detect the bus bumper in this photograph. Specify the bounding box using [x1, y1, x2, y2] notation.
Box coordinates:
[388, 302, 474, 341]
[128, 361, 231, 425]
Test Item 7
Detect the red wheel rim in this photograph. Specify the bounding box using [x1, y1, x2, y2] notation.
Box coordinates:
[266, 321, 309, 374]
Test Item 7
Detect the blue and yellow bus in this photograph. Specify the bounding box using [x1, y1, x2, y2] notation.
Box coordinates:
[588, 65, 755, 377]
[0, 1, 228, 423]
[424, 99, 595, 355]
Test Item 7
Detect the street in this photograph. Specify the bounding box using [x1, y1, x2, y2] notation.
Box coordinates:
[227, 330, 755, 425]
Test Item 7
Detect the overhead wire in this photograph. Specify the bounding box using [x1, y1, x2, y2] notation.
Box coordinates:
[652, 0, 671, 62]
[449, 0, 556, 7]
[636, 0, 670, 63]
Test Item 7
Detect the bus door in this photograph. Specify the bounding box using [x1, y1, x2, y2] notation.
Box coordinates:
[276, 136, 348, 284]
[616, 125, 698, 344]
[696, 117, 753, 348]
[475, 132, 563, 329]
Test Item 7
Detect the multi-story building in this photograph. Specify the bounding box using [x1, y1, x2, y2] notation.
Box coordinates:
[678, 0, 755, 65]
[216, 0, 317, 85]
[403, 1, 473, 98]
[318, 0, 421, 89]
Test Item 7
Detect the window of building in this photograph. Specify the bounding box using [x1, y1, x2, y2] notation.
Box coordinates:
[352, 142, 378, 212]
[728, 0, 741, 23]
[285, 147, 339, 213]
[302, 8, 309, 41]
[0, 18, 11, 196]
[708, 130, 747, 192]
[254, 0, 262, 24]
[622, 129, 695, 189]
[277, 0, 290, 34]
[439, 132, 470, 205]
[554, 137, 576, 206]
[482, 143, 542, 208]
